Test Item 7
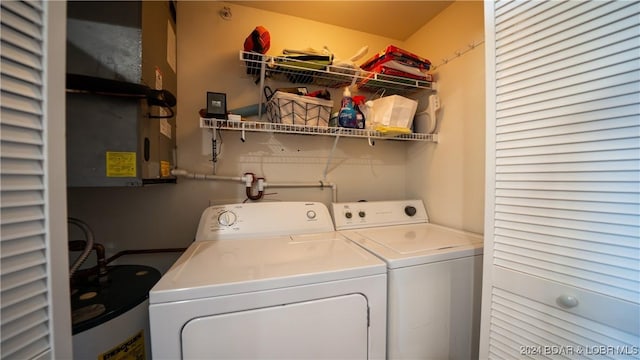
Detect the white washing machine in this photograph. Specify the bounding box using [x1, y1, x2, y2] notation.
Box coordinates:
[332, 200, 483, 360]
[149, 201, 387, 359]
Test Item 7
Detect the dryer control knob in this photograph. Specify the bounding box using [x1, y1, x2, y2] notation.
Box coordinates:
[306, 210, 317, 220]
[404, 206, 417, 217]
[218, 211, 237, 226]
[345, 211, 353, 219]
[359, 211, 366, 218]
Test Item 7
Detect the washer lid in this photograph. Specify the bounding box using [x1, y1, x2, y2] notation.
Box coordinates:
[149, 232, 386, 304]
[344, 223, 484, 269]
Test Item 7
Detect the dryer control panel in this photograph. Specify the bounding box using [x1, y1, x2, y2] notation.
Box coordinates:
[195, 202, 335, 241]
[332, 200, 429, 230]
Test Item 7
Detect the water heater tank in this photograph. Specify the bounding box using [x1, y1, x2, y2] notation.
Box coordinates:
[71, 265, 161, 360]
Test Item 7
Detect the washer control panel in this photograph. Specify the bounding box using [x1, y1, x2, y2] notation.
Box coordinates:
[332, 200, 428, 230]
[196, 202, 335, 241]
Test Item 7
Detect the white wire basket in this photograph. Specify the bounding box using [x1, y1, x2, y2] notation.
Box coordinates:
[266, 91, 333, 127]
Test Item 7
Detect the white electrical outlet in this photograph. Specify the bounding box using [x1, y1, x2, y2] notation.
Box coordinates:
[428, 95, 441, 112]
[428, 95, 441, 123]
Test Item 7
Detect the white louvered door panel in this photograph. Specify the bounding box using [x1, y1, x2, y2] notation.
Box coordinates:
[482, 1, 640, 359]
[1, 1, 53, 359]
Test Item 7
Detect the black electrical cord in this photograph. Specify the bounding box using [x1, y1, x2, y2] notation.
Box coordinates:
[66, 73, 177, 119]
[148, 104, 175, 119]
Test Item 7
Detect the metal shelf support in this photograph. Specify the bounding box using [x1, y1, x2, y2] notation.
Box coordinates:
[200, 118, 438, 142]
[239, 50, 436, 94]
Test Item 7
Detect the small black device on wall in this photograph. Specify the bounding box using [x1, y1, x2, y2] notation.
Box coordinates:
[206, 92, 227, 119]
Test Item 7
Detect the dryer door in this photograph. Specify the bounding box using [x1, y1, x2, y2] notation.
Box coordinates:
[181, 293, 369, 359]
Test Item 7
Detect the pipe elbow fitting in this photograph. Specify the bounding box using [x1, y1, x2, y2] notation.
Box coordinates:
[243, 173, 255, 187]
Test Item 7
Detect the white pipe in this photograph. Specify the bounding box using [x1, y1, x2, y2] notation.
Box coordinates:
[172, 169, 244, 182]
[172, 169, 338, 202]
[265, 181, 338, 203]
[68, 217, 95, 278]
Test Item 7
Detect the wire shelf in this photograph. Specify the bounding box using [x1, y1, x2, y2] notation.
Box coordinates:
[200, 118, 438, 142]
[240, 51, 435, 95]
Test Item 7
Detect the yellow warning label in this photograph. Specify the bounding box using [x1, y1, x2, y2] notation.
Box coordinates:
[99, 329, 145, 360]
[106, 152, 136, 177]
[160, 160, 170, 177]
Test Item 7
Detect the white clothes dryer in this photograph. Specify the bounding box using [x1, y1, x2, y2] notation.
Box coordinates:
[149, 202, 387, 359]
[332, 200, 483, 360]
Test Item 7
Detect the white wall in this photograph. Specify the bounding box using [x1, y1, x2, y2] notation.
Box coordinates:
[174, 1, 410, 193]
[404, 0, 486, 233]
[67, 0, 485, 265]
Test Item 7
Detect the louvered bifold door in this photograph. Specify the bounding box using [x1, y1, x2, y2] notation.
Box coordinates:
[482, 1, 640, 359]
[0, 1, 52, 359]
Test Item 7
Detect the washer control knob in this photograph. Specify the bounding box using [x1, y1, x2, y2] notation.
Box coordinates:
[359, 211, 366, 218]
[218, 211, 237, 226]
[404, 206, 417, 217]
[306, 210, 317, 220]
[345, 211, 353, 219]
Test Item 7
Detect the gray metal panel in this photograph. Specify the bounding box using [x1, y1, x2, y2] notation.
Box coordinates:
[141, 1, 177, 181]
[66, 93, 143, 187]
[66, 1, 143, 83]
[66, 0, 177, 186]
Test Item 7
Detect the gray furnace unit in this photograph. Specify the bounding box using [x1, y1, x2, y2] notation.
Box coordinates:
[66, 1, 177, 186]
